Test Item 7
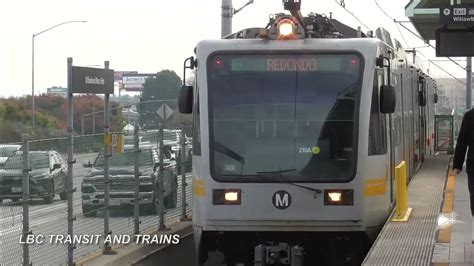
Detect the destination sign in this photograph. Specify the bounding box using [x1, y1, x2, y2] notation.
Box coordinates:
[267, 58, 317, 71]
[228, 55, 356, 72]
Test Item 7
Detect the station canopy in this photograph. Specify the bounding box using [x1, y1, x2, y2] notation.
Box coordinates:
[405, 0, 474, 40]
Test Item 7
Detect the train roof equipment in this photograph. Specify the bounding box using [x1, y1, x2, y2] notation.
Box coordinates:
[225, 0, 369, 40]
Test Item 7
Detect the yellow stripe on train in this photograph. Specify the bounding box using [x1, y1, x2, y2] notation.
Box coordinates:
[363, 178, 387, 197]
[193, 178, 206, 197]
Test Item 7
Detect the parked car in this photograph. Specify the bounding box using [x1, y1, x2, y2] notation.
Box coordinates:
[81, 147, 178, 217]
[0, 144, 22, 168]
[141, 129, 192, 171]
[0, 151, 67, 203]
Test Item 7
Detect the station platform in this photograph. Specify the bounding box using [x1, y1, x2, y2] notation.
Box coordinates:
[363, 153, 474, 266]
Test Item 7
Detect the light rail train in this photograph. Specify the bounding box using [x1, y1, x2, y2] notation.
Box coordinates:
[178, 1, 437, 265]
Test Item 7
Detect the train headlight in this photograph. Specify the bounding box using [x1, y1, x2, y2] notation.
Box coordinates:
[268, 15, 305, 40]
[213, 189, 241, 205]
[328, 192, 342, 202]
[278, 19, 294, 36]
[225, 191, 239, 201]
[324, 189, 354, 206]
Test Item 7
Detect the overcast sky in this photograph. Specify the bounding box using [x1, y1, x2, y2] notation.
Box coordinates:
[0, 0, 468, 97]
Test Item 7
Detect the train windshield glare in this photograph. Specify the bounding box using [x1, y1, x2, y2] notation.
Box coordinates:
[208, 53, 363, 182]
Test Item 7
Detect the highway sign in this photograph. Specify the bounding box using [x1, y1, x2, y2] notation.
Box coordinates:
[157, 104, 173, 120]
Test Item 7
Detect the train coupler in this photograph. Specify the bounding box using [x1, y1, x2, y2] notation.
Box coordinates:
[254, 242, 304, 266]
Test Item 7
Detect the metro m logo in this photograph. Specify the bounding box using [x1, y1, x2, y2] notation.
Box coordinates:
[272, 190, 292, 209]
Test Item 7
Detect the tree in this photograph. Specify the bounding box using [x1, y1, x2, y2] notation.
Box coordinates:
[59, 95, 125, 135]
[139, 70, 182, 129]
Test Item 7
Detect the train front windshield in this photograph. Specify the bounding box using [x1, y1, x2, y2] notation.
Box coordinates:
[207, 53, 363, 182]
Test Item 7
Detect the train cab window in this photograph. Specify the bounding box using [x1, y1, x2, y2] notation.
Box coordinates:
[208, 53, 363, 183]
[368, 70, 388, 156]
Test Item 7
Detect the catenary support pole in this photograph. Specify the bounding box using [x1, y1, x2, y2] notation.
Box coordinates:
[221, 0, 233, 37]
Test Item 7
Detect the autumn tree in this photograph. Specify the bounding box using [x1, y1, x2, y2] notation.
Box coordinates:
[139, 70, 182, 129]
[60, 95, 125, 134]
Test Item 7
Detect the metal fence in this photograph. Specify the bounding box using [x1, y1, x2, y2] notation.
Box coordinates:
[0, 124, 193, 265]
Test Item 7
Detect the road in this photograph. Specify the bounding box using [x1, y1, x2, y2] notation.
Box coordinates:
[0, 152, 193, 265]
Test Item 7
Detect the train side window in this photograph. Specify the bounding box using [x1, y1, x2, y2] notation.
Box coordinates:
[368, 70, 388, 156]
[193, 82, 201, 155]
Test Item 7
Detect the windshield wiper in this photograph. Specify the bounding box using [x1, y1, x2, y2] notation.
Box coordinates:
[223, 169, 322, 198]
[288, 183, 322, 197]
[262, 175, 322, 197]
[257, 169, 296, 174]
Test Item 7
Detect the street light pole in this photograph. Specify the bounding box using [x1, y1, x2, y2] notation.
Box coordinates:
[31, 20, 87, 132]
[32, 35, 36, 131]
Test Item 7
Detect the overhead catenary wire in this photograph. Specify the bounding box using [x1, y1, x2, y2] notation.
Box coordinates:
[395, 22, 466, 71]
[373, 0, 467, 72]
[336, 0, 466, 82]
[395, 23, 409, 47]
[334, 0, 372, 32]
[429, 60, 467, 86]
[374, 0, 395, 21]
[374, 0, 409, 48]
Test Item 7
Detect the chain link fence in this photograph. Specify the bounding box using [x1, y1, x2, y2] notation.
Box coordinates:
[0, 124, 193, 265]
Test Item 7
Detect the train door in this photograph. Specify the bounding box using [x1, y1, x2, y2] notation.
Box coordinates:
[400, 72, 409, 182]
[408, 75, 416, 178]
[369, 68, 390, 210]
[413, 77, 421, 172]
[419, 78, 427, 162]
[389, 72, 402, 206]
[405, 71, 415, 180]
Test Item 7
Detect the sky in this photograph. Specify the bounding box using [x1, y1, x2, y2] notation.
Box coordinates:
[0, 0, 469, 97]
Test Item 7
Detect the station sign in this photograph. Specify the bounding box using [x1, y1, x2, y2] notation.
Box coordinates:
[436, 29, 474, 57]
[72, 66, 114, 94]
[440, 4, 474, 25]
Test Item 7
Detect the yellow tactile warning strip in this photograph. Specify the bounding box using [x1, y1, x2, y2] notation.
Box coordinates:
[437, 167, 456, 244]
[442, 169, 456, 213]
[432, 163, 456, 266]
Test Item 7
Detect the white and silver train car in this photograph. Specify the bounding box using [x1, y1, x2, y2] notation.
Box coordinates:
[178, 9, 436, 266]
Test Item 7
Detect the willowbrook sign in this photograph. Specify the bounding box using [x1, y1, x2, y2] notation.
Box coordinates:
[440, 4, 474, 25]
[71, 66, 114, 94]
[437, 4, 474, 57]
